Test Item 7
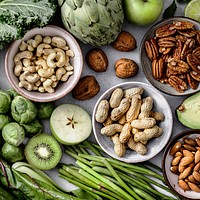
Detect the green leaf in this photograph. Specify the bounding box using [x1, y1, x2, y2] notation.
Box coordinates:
[163, 0, 177, 19]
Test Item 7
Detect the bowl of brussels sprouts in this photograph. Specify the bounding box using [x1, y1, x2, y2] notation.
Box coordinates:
[5, 25, 83, 102]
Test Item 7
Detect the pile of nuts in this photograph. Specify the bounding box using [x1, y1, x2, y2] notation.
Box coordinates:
[13, 34, 74, 93]
[95, 87, 164, 157]
[170, 136, 200, 192]
[145, 20, 200, 93]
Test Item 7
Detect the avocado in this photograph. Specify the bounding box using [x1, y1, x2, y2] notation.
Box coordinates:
[176, 91, 200, 129]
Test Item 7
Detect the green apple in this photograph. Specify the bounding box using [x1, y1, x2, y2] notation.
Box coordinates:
[124, 0, 164, 26]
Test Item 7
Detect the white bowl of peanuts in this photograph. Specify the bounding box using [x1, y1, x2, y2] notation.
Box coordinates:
[93, 81, 173, 163]
[5, 25, 83, 102]
[163, 130, 200, 199]
[140, 17, 200, 96]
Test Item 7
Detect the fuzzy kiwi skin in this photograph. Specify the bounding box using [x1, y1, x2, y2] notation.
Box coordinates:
[24, 133, 62, 170]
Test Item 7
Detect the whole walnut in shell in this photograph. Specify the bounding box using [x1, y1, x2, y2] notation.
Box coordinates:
[114, 58, 138, 79]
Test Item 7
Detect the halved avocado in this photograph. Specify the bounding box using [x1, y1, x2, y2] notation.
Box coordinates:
[176, 91, 200, 129]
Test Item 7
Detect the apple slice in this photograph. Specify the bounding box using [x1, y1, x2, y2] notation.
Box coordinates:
[50, 104, 92, 145]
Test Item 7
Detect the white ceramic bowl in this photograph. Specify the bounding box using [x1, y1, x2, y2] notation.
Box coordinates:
[5, 25, 83, 102]
[92, 81, 173, 163]
[140, 17, 200, 96]
[163, 130, 200, 200]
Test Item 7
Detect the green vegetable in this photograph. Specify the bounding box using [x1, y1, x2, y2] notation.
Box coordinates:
[0, 114, 10, 130]
[6, 89, 19, 99]
[0, 90, 11, 113]
[0, 158, 84, 200]
[59, 143, 179, 200]
[1, 142, 24, 163]
[11, 96, 38, 124]
[37, 102, 54, 119]
[0, 184, 17, 200]
[21, 118, 43, 137]
[0, 0, 57, 49]
[2, 122, 25, 146]
[59, 0, 124, 46]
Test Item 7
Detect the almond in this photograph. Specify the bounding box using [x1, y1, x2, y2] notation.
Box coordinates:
[188, 175, 200, 184]
[171, 155, 182, 166]
[169, 141, 182, 156]
[179, 164, 186, 173]
[175, 151, 183, 157]
[193, 171, 200, 182]
[196, 138, 200, 147]
[184, 138, 197, 146]
[178, 180, 190, 191]
[194, 162, 200, 171]
[183, 149, 194, 157]
[195, 150, 200, 164]
[179, 165, 193, 179]
[188, 182, 200, 192]
[179, 156, 194, 167]
[183, 144, 197, 151]
[170, 166, 179, 174]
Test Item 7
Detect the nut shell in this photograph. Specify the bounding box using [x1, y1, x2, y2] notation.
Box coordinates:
[86, 48, 108, 72]
[114, 58, 138, 79]
[72, 75, 100, 100]
[112, 31, 137, 52]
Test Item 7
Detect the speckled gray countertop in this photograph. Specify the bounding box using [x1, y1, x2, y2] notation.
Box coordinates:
[0, 0, 193, 191]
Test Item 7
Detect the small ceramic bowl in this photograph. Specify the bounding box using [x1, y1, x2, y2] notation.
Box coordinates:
[140, 17, 200, 96]
[5, 25, 83, 102]
[92, 81, 173, 163]
[163, 130, 200, 200]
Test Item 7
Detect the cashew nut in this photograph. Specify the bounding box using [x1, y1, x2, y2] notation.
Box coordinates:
[35, 59, 48, 69]
[56, 68, 66, 80]
[24, 71, 40, 83]
[36, 43, 51, 56]
[19, 41, 28, 51]
[14, 51, 33, 63]
[35, 80, 41, 87]
[38, 68, 54, 78]
[26, 39, 35, 51]
[65, 64, 74, 71]
[19, 73, 26, 81]
[51, 36, 66, 48]
[43, 49, 55, 55]
[43, 36, 51, 44]
[23, 66, 36, 73]
[47, 53, 57, 68]
[43, 79, 54, 93]
[22, 58, 32, 67]
[14, 61, 23, 76]
[56, 50, 66, 67]
[52, 81, 58, 88]
[32, 34, 42, 48]
[38, 86, 45, 93]
[19, 80, 33, 91]
[66, 49, 74, 57]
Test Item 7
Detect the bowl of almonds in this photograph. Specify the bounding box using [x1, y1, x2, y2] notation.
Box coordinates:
[140, 17, 200, 95]
[163, 130, 200, 199]
[5, 25, 83, 102]
[92, 81, 173, 163]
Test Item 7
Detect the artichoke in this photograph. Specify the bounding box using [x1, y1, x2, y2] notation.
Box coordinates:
[59, 0, 124, 46]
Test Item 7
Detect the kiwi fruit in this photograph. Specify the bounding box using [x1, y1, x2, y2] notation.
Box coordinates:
[24, 133, 62, 170]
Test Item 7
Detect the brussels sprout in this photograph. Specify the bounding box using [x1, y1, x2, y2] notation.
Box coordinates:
[2, 122, 25, 146]
[11, 96, 38, 124]
[37, 102, 54, 119]
[0, 90, 11, 113]
[6, 88, 19, 99]
[21, 118, 43, 137]
[1, 142, 24, 163]
[0, 114, 11, 130]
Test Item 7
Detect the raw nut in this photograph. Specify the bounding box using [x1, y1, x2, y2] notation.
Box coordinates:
[112, 30, 137, 52]
[168, 76, 187, 93]
[151, 58, 164, 80]
[187, 73, 199, 90]
[145, 38, 159, 60]
[173, 21, 194, 30]
[169, 141, 182, 156]
[187, 54, 200, 73]
[85, 48, 108, 72]
[178, 180, 190, 191]
[95, 99, 110, 123]
[114, 58, 138, 79]
[155, 24, 176, 38]
[188, 182, 200, 192]
[157, 36, 176, 48]
[72, 75, 100, 100]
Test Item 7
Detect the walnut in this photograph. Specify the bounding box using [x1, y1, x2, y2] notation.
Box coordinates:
[85, 48, 108, 72]
[112, 31, 137, 52]
[72, 75, 100, 100]
[114, 58, 138, 79]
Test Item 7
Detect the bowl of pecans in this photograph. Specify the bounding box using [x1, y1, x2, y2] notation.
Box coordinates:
[93, 81, 173, 163]
[140, 17, 200, 96]
[163, 130, 200, 199]
[5, 25, 83, 102]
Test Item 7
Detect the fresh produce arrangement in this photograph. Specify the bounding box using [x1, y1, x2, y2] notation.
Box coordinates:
[0, 0, 200, 199]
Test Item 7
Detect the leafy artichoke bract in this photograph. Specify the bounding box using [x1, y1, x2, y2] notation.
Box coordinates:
[11, 96, 38, 124]
[59, 0, 124, 46]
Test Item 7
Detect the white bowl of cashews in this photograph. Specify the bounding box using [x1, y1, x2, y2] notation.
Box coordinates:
[5, 25, 83, 102]
[92, 82, 173, 163]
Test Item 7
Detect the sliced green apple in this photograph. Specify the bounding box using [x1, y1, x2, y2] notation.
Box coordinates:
[50, 104, 92, 145]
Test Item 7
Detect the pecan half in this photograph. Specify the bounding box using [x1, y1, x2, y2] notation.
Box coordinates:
[158, 36, 176, 48]
[152, 58, 165, 80]
[168, 76, 187, 93]
[178, 29, 196, 38]
[175, 35, 188, 43]
[173, 39, 182, 59]
[173, 21, 194, 30]
[193, 46, 200, 59]
[159, 47, 171, 55]
[155, 24, 176, 38]
[168, 58, 190, 75]
[145, 38, 159, 60]
[190, 71, 200, 82]
[187, 73, 199, 90]
[181, 38, 195, 60]
[196, 30, 200, 45]
[187, 54, 200, 73]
